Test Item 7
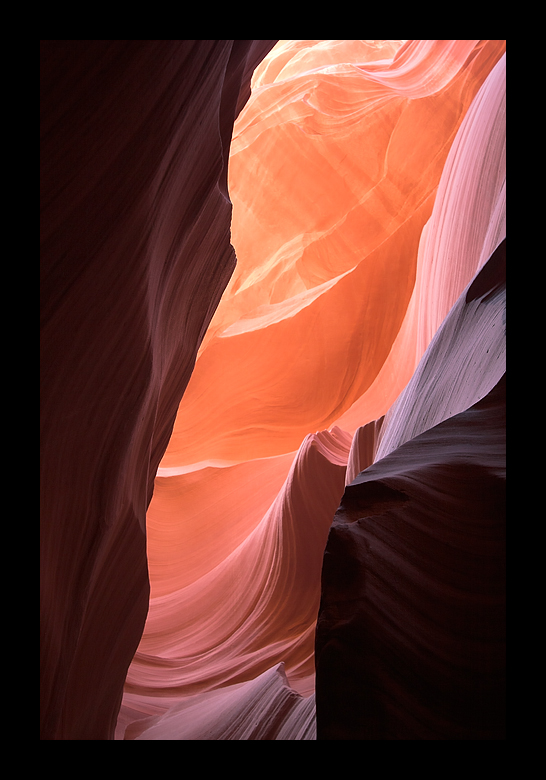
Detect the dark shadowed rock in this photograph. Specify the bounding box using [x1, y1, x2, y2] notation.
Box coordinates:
[40, 39, 276, 740]
[315, 375, 506, 739]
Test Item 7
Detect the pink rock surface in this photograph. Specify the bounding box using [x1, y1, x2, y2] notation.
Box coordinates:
[41, 40, 505, 740]
[313, 227, 505, 740]
[125, 663, 316, 740]
[375, 238, 506, 461]
[125, 428, 351, 703]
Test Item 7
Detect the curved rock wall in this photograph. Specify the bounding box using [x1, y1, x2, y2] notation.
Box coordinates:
[41, 40, 505, 740]
[120, 41, 505, 739]
[161, 41, 505, 468]
[40, 39, 277, 740]
[316, 378, 506, 739]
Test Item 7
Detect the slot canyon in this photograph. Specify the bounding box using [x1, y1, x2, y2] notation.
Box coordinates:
[40, 40, 506, 740]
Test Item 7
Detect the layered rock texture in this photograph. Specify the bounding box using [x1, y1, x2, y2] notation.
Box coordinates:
[41, 40, 505, 740]
[40, 39, 277, 740]
[316, 246, 506, 740]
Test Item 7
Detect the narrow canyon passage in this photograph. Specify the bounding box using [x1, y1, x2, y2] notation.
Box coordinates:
[118, 41, 506, 739]
[40, 40, 505, 740]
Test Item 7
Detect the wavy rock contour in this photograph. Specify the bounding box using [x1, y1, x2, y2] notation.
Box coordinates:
[40, 39, 505, 740]
[121, 40, 505, 740]
[160, 41, 506, 471]
[316, 372, 506, 739]
[40, 39, 276, 741]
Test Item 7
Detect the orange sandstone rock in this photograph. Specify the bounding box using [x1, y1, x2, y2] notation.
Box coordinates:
[121, 41, 505, 739]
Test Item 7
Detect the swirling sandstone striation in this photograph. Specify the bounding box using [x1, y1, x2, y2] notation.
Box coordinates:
[40, 39, 505, 740]
[121, 41, 505, 739]
[40, 39, 276, 740]
[125, 428, 352, 701]
[315, 373, 506, 739]
[160, 40, 505, 470]
[375, 238, 506, 461]
[316, 238, 506, 739]
[125, 663, 316, 740]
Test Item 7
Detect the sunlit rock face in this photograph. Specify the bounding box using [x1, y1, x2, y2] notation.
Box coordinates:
[119, 40, 505, 739]
[160, 40, 505, 467]
[41, 39, 505, 740]
[125, 663, 316, 740]
[40, 39, 277, 740]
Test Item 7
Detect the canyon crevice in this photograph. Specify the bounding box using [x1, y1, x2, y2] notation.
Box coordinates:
[41, 40, 505, 740]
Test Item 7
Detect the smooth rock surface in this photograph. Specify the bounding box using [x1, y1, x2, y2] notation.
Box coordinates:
[124, 663, 316, 740]
[316, 373, 506, 739]
[40, 40, 505, 740]
[125, 428, 352, 703]
[121, 40, 505, 739]
[160, 40, 506, 469]
[315, 234, 506, 739]
[40, 39, 276, 740]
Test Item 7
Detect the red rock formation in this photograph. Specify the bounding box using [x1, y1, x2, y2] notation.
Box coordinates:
[160, 40, 506, 469]
[125, 427, 351, 698]
[313, 46, 506, 738]
[40, 39, 277, 740]
[316, 370, 506, 739]
[41, 40, 505, 740]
